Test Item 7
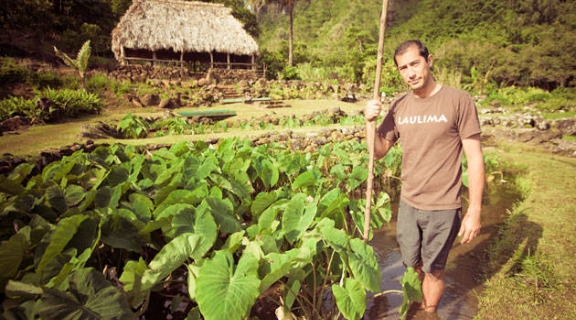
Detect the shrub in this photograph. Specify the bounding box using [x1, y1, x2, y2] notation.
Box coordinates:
[39, 88, 103, 118]
[30, 71, 64, 89]
[86, 73, 110, 94]
[109, 79, 132, 98]
[279, 66, 300, 80]
[0, 58, 31, 87]
[485, 87, 553, 107]
[0, 96, 37, 122]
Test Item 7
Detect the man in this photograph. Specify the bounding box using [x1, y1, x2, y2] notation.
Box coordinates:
[365, 40, 484, 313]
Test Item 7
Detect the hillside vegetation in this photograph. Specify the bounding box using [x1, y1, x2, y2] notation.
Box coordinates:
[257, 0, 575, 92]
[1, 0, 574, 94]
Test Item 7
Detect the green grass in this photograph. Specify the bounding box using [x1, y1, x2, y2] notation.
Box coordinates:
[475, 143, 576, 319]
[0, 99, 365, 157]
[541, 110, 576, 120]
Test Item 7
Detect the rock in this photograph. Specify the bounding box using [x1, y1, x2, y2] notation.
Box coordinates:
[0, 116, 31, 134]
[517, 128, 563, 144]
[132, 99, 144, 108]
[556, 119, 576, 136]
[159, 98, 178, 109]
[140, 93, 160, 106]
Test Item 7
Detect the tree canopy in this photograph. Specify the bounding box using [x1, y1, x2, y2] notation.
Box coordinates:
[1, 0, 573, 90]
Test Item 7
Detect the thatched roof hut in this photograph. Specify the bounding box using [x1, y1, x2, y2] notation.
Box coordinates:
[111, 0, 259, 69]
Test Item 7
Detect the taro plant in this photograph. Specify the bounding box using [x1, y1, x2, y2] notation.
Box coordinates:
[117, 113, 150, 139]
[152, 116, 192, 136]
[0, 138, 420, 320]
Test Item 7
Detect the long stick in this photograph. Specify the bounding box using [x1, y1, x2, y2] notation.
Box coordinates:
[363, 0, 389, 242]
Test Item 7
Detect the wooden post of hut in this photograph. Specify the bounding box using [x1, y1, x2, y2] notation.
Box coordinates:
[120, 46, 127, 66]
[180, 51, 185, 80]
[209, 52, 214, 69]
[227, 53, 231, 70]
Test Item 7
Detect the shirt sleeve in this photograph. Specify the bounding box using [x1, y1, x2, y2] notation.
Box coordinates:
[377, 103, 400, 143]
[457, 93, 482, 139]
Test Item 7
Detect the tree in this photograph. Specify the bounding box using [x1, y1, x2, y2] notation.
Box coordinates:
[53, 40, 92, 90]
[247, 0, 310, 67]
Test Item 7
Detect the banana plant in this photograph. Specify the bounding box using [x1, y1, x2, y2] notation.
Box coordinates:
[53, 40, 91, 90]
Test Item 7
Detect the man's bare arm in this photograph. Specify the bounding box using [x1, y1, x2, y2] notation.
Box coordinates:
[459, 134, 485, 244]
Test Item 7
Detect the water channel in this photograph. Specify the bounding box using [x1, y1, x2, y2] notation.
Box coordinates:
[364, 181, 522, 320]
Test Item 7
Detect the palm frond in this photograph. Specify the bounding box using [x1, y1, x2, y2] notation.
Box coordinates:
[53, 46, 77, 69]
[77, 40, 92, 73]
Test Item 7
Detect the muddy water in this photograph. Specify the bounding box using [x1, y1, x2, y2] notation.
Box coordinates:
[364, 183, 522, 320]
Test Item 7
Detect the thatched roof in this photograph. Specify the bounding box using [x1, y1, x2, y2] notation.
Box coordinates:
[111, 0, 259, 61]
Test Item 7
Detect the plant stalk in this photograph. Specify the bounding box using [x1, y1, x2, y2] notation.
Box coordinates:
[364, 0, 389, 242]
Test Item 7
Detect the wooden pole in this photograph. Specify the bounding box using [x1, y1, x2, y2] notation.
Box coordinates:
[363, 0, 390, 242]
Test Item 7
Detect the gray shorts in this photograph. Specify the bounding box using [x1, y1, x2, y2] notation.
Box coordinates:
[397, 200, 462, 273]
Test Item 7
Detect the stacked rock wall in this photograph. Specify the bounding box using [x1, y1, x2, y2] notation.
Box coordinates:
[109, 65, 261, 84]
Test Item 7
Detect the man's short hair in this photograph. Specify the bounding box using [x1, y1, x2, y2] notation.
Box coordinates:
[394, 40, 430, 66]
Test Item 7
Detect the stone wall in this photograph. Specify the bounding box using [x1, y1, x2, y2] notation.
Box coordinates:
[108, 65, 262, 85]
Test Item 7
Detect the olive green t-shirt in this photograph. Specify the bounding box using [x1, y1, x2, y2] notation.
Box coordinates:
[377, 86, 481, 210]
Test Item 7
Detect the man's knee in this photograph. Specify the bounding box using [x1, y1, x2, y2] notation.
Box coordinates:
[426, 269, 445, 282]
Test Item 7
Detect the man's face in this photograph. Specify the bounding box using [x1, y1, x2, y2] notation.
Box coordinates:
[395, 45, 433, 92]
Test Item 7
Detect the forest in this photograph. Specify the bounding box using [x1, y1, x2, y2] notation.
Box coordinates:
[1, 0, 574, 94]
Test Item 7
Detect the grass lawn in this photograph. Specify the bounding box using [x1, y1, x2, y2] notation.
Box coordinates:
[0, 99, 365, 158]
[476, 142, 576, 319]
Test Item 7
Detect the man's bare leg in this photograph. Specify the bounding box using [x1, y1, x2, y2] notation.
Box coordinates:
[421, 269, 445, 313]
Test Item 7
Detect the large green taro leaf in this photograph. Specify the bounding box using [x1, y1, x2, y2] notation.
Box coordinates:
[250, 191, 278, 219]
[118, 258, 148, 308]
[37, 268, 134, 320]
[141, 233, 204, 291]
[332, 278, 366, 320]
[259, 247, 312, 293]
[319, 219, 349, 254]
[348, 165, 368, 191]
[318, 188, 350, 228]
[100, 209, 144, 252]
[348, 238, 381, 292]
[291, 169, 318, 190]
[257, 198, 289, 233]
[202, 197, 242, 234]
[399, 267, 423, 319]
[36, 214, 91, 275]
[209, 172, 253, 201]
[162, 203, 218, 255]
[281, 193, 317, 244]
[0, 163, 34, 195]
[0, 227, 29, 293]
[255, 158, 279, 189]
[196, 250, 261, 320]
[94, 185, 123, 209]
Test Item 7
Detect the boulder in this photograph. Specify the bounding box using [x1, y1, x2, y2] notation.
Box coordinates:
[140, 93, 160, 106]
[556, 119, 576, 136]
[0, 116, 30, 134]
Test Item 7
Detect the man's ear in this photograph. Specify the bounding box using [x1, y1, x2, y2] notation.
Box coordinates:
[427, 54, 434, 67]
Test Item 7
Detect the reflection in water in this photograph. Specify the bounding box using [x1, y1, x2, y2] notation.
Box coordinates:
[365, 183, 521, 319]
